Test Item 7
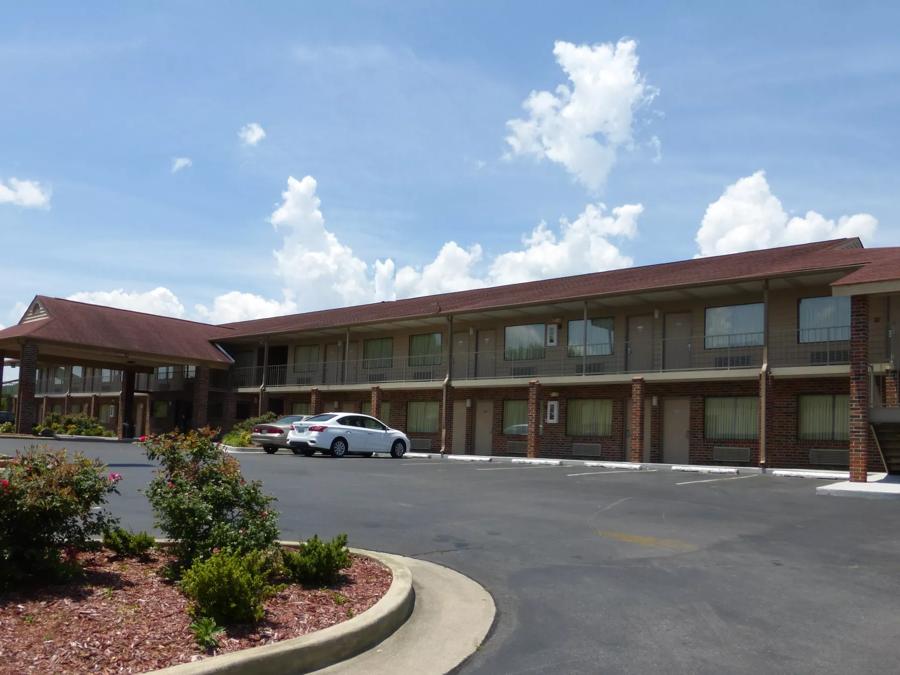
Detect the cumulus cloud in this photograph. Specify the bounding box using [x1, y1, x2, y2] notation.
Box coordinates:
[0, 177, 51, 208]
[695, 171, 878, 257]
[238, 122, 266, 146]
[267, 175, 641, 309]
[195, 291, 297, 324]
[505, 39, 656, 191]
[67, 287, 186, 318]
[171, 157, 192, 173]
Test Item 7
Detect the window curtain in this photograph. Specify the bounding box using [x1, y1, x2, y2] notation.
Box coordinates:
[799, 394, 849, 441]
[567, 399, 613, 436]
[409, 333, 442, 366]
[503, 400, 528, 434]
[407, 401, 439, 433]
[705, 397, 759, 440]
[364, 338, 393, 368]
[293, 345, 320, 372]
[292, 402, 311, 415]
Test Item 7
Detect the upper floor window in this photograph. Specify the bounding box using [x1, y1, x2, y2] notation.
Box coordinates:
[409, 333, 442, 367]
[505, 324, 545, 361]
[705, 303, 764, 349]
[183, 365, 196, 379]
[156, 366, 176, 381]
[799, 296, 850, 343]
[293, 345, 320, 372]
[364, 337, 393, 369]
[568, 318, 614, 357]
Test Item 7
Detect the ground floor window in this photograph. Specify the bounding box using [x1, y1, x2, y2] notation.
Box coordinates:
[99, 403, 117, 424]
[503, 400, 528, 435]
[567, 399, 613, 436]
[153, 401, 169, 418]
[705, 397, 758, 440]
[407, 401, 439, 433]
[360, 400, 392, 424]
[799, 394, 849, 441]
[70, 403, 82, 415]
[292, 402, 311, 415]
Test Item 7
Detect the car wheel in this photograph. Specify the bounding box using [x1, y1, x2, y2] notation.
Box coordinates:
[330, 438, 348, 458]
[302, 448, 316, 457]
[263, 445, 278, 455]
[390, 440, 406, 458]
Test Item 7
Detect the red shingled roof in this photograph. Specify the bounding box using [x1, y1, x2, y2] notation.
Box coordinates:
[0, 296, 234, 365]
[219, 238, 870, 338]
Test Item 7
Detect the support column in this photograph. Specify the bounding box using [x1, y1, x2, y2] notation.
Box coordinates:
[310, 388, 323, 415]
[758, 366, 774, 468]
[370, 386, 382, 420]
[629, 377, 646, 463]
[885, 370, 899, 408]
[222, 383, 237, 431]
[16, 342, 38, 434]
[257, 390, 269, 417]
[849, 295, 870, 482]
[0, 356, 5, 411]
[89, 394, 97, 419]
[440, 382, 453, 454]
[119, 368, 135, 439]
[192, 366, 210, 429]
[527, 380, 542, 458]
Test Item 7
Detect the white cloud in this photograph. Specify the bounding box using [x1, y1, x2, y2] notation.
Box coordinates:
[171, 157, 192, 173]
[267, 175, 641, 309]
[505, 39, 656, 191]
[0, 177, 51, 208]
[695, 171, 878, 257]
[238, 122, 266, 146]
[67, 287, 186, 317]
[195, 291, 297, 324]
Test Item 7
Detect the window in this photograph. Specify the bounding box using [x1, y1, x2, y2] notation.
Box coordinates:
[799, 297, 850, 343]
[70, 403, 82, 415]
[70, 366, 84, 393]
[504, 324, 545, 360]
[153, 401, 169, 418]
[362, 400, 392, 423]
[293, 345, 320, 372]
[503, 400, 528, 435]
[364, 338, 393, 369]
[292, 402, 311, 415]
[705, 397, 759, 440]
[705, 304, 764, 349]
[183, 365, 196, 379]
[407, 401, 439, 433]
[99, 403, 117, 422]
[156, 366, 175, 381]
[408, 333, 442, 367]
[567, 399, 613, 436]
[568, 318, 614, 356]
[799, 394, 849, 441]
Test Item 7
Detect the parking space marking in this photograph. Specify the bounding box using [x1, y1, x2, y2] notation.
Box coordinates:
[676, 474, 760, 486]
[475, 465, 562, 471]
[567, 469, 658, 477]
[400, 462, 443, 467]
[597, 530, 697, 552]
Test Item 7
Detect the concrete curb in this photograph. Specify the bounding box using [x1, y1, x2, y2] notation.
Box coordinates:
[219, 444, 263, 453]
[772, 469, 850, 480]
[151, 548, 414, 675]
[671, 465, 739, 475]
[511, 458, 562, 466]
[447, 455, 492, 462]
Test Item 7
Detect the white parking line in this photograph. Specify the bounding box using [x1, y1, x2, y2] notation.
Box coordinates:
[567, 469, 658, 477]
[400, 462, 443, 467]
[676, 474, 760, 486]
[475, 465, 562, 471]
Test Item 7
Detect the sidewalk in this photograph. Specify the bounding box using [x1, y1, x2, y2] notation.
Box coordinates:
[312, 555, 495, 675]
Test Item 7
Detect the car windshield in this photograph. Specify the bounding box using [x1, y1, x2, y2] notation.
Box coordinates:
[274, 415, 305, 425]
[304, 414, 337, 423]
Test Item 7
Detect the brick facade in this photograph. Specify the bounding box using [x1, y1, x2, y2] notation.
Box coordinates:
[527, 380, 542, 458]
[849, 294, 870, 482]
[885, 370, 899, 407]
[16, 341, 38, 434]
[192, 366, 210, 429]
[629, 378, 645, 463]
[370, 386, 382, 420]
[310, 388, 323, 415]
[118, 368, 135, 438]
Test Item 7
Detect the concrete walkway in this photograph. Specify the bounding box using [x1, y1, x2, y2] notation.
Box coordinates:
[312, 555, 495, 675]
[817, 472, 900, 499]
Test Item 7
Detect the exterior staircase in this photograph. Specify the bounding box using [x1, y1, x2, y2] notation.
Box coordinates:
[872, 422, 900, 475]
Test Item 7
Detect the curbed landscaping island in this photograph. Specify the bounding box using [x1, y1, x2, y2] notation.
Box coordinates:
[0, 430, 398, 674]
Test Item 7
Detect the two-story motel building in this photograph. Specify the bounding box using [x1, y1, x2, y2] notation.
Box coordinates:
[2, 238, 900, 483]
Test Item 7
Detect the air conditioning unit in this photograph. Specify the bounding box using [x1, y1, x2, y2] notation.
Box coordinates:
[577, 362, 605, 375]
[714, 354, 751, 368]
[367, 373, 387, 383]
[412, 370, 433, 381]
[511, 366, 536, 378]
[809, 350, 849, 365]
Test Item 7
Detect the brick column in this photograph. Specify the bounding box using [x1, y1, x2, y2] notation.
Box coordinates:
[629, 378, 646, 463]
[849, 295, 870, 482]
[0, 356, 4, 411]
[119, 368, 135, 439]
[440, 383, 453, 454]
[192, 366, 210, 429]
[222, 384, 237, 431]
[527, 380, 542, 458]
[257, 390, 269, 417]
[16, 342, 38, 434]
[89, 394, 98, 419]
[885, 370, 899, 407]
[310, 388, 323, 415]
[370, 386, 382, 420]
[758, 367, 774, 468]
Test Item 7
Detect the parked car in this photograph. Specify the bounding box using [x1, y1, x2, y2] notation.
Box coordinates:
[286, 412, 409, 458]
[250, 415, 310, 454]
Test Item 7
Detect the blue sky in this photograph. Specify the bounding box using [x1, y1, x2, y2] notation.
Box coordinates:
[2, 1, 898, 325]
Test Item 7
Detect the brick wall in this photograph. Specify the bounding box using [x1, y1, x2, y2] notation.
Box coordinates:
[16, 342, 38, 434]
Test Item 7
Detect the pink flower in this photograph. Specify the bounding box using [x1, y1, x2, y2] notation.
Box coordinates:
[139, 435, 148, 442]
[108, 472, 122, 483]
[0, 479, 8, 490]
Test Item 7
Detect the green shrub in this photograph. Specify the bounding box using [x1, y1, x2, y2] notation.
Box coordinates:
[282, 534, 351, 586]
[102, 526, 154, 558]
[0, 448, 120, 589]
[142, 429, 279, 571]
[33, 412, 113, 438]
[0, 422, 13, 434]
[189, 616, 225, 651]
[219, 413, 278, 447]
[230, 412, 278, 434]
[180, 549, 274, 625]
[221, 429, 251, 447]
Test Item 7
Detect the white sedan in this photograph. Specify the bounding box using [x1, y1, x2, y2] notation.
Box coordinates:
[286, 412, 410, 458]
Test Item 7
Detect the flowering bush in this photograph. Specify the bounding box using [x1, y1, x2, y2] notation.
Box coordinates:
[143, 429, 279, 572]
[33, 412, 113, 438]
[0, 448, 120, 589]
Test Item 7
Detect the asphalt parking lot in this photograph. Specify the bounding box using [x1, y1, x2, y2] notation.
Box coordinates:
[5, 438, 900, 675]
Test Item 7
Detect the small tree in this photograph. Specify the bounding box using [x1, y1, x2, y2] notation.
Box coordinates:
[143, 428, 279, 572]
[0, 448, 121, 589]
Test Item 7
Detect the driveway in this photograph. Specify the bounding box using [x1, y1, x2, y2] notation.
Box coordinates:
[5, 438, 900, 674]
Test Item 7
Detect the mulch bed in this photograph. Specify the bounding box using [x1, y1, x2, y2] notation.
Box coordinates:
[0, 550, 391, 674]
